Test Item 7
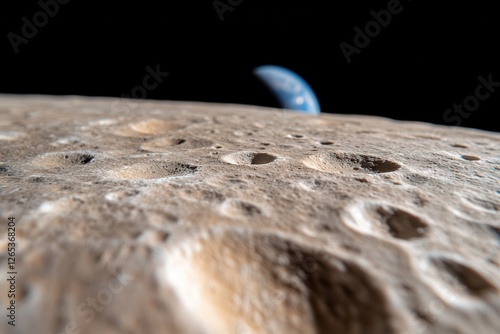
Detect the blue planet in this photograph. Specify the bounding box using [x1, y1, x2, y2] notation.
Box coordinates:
[253, 65, 321, 115]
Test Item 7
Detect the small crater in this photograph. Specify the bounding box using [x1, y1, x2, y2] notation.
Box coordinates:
[451, 144, 468, 148]
[319, 141, 334, 145]
[358, 157, 401, 173]
[65, 153, 94, 165]
[287, 134, 304, 138]
[251, 153, 276, 164]
[111, 162, 198, 180]
[429, 257, 496, 296]
[33, 151, 96, 168]
[303, 152, 401, 174]
[375, 206, 429, 240]
[222, 152, 278, 166]
[343, 202, 429, 240]
[461, 155, 481, 161]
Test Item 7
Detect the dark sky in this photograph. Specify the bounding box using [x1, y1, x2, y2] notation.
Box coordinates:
[1, 0, 499, 132]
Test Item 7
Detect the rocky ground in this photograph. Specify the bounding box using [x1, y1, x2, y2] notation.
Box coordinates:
[0, 94, 499, 334]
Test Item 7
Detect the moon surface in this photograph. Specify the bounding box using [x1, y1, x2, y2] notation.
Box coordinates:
[0, 94, 499, 334]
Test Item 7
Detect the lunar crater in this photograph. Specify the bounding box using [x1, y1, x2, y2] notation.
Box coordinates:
[33, 151, 97, 168]
[303, 152, 401, 174]
[222, 151, 279, 165]
[110, 161, 199, 180]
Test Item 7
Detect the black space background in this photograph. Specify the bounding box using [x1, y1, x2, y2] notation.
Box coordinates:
[1, 0, 499, 132]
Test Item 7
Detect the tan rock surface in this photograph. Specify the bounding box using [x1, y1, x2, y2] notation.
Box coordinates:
[0, 94, 499, 334]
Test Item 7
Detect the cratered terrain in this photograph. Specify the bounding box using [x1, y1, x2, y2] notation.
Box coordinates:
[0, 95, 499, 334]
